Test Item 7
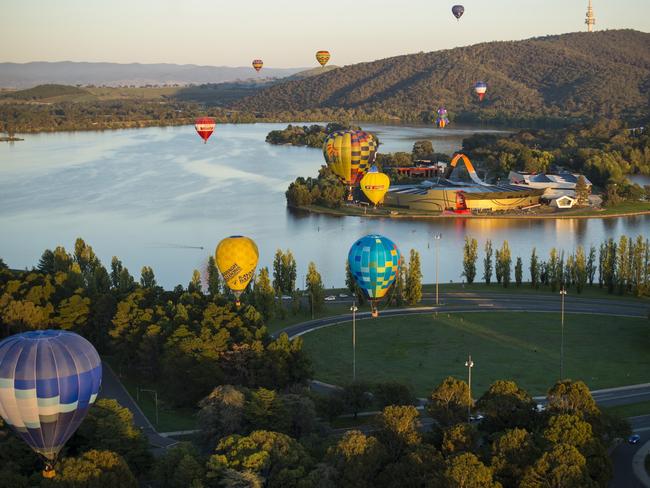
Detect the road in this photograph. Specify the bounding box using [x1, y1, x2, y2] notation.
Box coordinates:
[611, 415, 650, 487]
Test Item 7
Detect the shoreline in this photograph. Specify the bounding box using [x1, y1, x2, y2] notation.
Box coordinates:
[292, 204, 650, 221]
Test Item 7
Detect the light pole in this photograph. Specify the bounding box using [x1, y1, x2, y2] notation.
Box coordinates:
[465, 355, 474, 423]
[434, 233, 442, 305]
[351, 301, 359, 381]
[560, 288, 566, 380]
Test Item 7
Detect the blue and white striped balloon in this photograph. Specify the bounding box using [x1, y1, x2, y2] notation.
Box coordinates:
[0, 330, 102, 471]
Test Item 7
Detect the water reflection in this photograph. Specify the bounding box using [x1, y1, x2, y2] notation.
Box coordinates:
[1, 123, 649, 288]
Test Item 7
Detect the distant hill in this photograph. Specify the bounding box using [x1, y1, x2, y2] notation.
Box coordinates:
[0, 62, 306, 88]
[285, 65, 339, 80]
[0, 84, 91, 101]
[235, 30, 650, 124]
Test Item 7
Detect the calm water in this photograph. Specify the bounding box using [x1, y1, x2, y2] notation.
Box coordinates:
[1, 123, 649, 289]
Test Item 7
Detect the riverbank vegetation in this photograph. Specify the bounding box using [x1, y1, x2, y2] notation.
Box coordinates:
[265, 122, 360, 148]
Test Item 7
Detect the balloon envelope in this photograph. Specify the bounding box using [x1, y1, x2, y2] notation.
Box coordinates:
[316, 50, 331, 67]
[360, 167, 390, 205]
[474, 81, 487, 101]
[348, 234, 401, 308]
[436, 108, 449, 128]
[452, 4, 464, 19]
[0, 330, 102, 465]
[252, 59, 263, 72]
[215, 236, 259, 298]
[195, 117, 216, 143]
[323, 130, 378, 187]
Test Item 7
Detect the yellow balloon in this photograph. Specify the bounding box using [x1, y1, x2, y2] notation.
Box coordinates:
[360, 170, 390, 205]
[215, 236, 259, 298]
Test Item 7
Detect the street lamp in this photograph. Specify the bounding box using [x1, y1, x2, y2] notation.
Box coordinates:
[560, 289, 567, 379]
[351, 301, 359, 381]
[433, 233, 442, 305]
[465, 355, 474, 423]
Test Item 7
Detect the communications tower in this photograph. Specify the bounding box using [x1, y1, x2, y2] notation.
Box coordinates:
[585, 0, 596, 32]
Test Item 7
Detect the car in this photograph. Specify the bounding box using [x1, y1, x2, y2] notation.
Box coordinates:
[628, 434, 641, 444]
[281, 295, 292, 300]
[338, 293, 348, 298]
[325, 295, 336, 301]
[536, 403, 546, 413]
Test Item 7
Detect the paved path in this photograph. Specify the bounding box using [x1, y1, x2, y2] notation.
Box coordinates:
[611, 415, 650, 487]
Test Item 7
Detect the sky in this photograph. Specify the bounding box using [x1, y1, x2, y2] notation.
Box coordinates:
[1, 0, 649, 68]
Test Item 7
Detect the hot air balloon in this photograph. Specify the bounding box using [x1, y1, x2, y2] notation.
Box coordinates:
[360, 166, 390, 206]
[436, 107, 449, 129]
[252, 59, 264, 72]
[316, 50, 331, 67]
[474, 81, 487, 101]
[0, 330, 102, 478]
[215, 236, 259, 306]
[452, 4, 464, 20]
[323, 130, 378, 200]
[195, 117, 216, 144]
[348, 235, 401, 317]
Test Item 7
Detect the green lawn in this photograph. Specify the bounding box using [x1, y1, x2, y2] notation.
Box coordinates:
[302, 312, 650, 397]
[605, 401, 650, 419]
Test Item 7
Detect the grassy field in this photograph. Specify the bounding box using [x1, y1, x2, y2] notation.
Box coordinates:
[605, 401, 650, 419]
[302, 312, 650, 397]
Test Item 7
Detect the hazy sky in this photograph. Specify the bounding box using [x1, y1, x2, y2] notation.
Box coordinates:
[1, 0, 649, 68]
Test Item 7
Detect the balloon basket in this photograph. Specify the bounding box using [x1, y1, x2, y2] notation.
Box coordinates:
[371, 308, 379, 318]
[235, 300, 241, 308]
[42, 467, 56, 479]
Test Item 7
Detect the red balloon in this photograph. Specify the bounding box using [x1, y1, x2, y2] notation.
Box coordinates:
[194, 117, 216, 143]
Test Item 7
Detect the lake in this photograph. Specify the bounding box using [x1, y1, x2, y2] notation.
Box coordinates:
[1, 123, 649, 289]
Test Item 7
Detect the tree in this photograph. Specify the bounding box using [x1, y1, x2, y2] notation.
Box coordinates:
[405, 249, 422, 305]
[346, 260, 366, 306]
[483, 240, 493, 285]
[373, 382, 416, 408]
[283, 251, 297, 294]
[490, 428, 537, 488]
[412, 140, 434, 160]
[188, 269, 203, 294]
[52, 450, 137, 488]
[443, 453, 501, 488]
[207, 256, 221, 298]
[37, 249, 55, 274]
[514, 257, 523, 286]
[546, 380, 599, 419]
[575, 176, 591, 205]
[530, 248, 539, 289]
[140, 266, 156, 289]
[574, 246, 587, 293]
[477, 380, 536, 433]
[427, 377, 472, 427]
[376, 405, 421, 460]
[462, 237, 478, 284]
[207, 430, 311, 488]
[272, 249, 284, 294]
[520, 443, 592, 488]
[441, 423, 477, 456]
[253, 267, 275, 321]
[306, 262, 325, 313]
[154, 443, 205, 488]
[586, 246, 596, 287]
[71, 398, 152, 475]
[543, 414, 593, 448]
[342, 382, 372, 419]
[497, 241, 512, 288]
[197, 385, 247, 449]
[326, 430, 386, 488]
[391, 259, 406, 307]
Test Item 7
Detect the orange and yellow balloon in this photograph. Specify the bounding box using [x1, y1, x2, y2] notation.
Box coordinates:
[215, 236, 259, 305]
[316, 50, 330, 67]
[360, 167, 390, 205]
[252, 59, 263, 72]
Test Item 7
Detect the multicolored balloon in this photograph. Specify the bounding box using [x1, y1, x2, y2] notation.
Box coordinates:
[474, 81, 487, 101]
[252, 59, 264, 72]
[360, 167, 390, 206]
[0, 330, 102, 478]
[436, 107, 449, 129]
[323, 130, 378, 200]
[348, 234, 401, 317]
[452, 5, 464, 20]
[316, 50, 331, 67]
[195, 117, 216, 144]
[215, 236, 259, 306]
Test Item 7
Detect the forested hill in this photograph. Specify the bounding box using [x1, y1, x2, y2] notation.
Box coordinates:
[235, 30, 650, 124]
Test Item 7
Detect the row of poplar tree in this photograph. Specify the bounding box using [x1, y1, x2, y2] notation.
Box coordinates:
[461, 234, 650, 296]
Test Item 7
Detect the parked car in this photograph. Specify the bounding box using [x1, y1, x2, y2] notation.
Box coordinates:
[325, 295, 336, 301]
[281, 295, 292, 300]
[338, 293, 348, 298]
[628, 434, 641, 444]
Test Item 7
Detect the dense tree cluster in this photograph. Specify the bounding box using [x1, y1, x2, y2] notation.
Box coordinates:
[236, 30, 650, 125]
[265, 122, 360, 148]
[462, 119, 650, 192]
[465, 234, 650, 297]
